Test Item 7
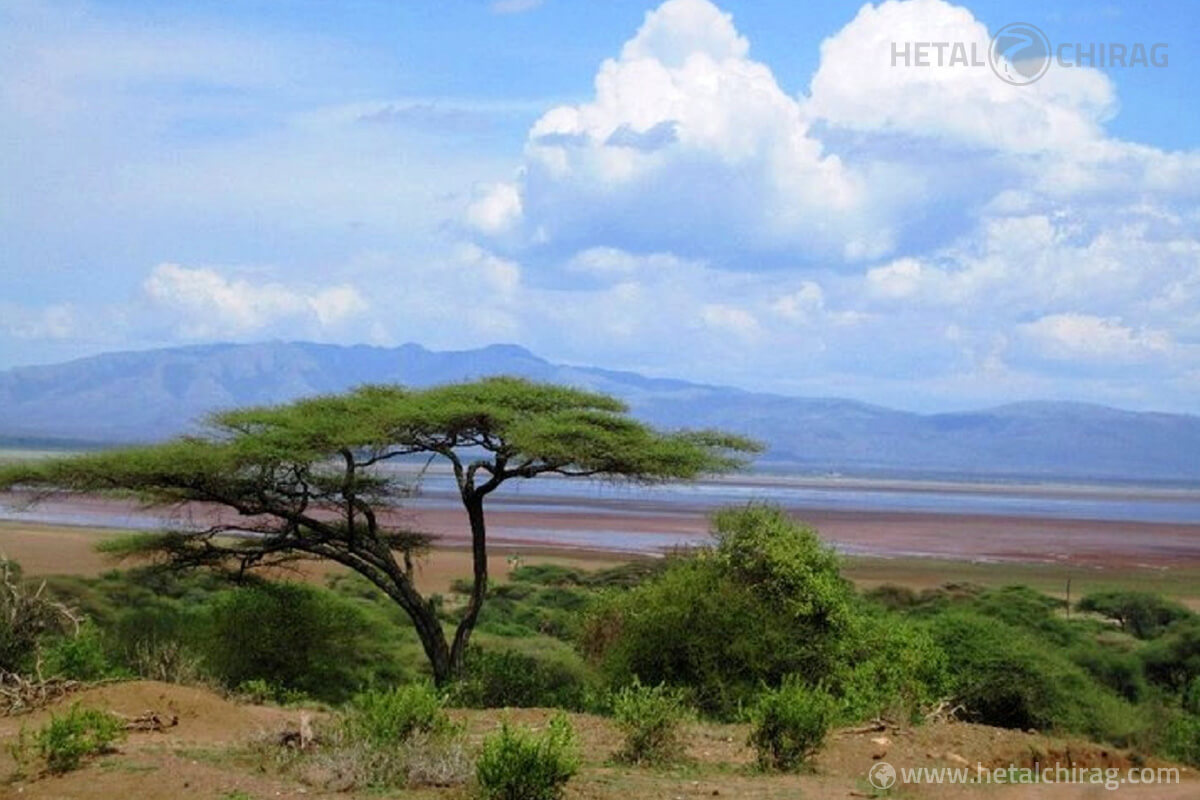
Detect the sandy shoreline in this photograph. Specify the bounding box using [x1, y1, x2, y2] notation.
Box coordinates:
[2, 490, 1199, 568]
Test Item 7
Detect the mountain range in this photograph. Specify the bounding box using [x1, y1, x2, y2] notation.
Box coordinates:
[1, 341, 1198, 483]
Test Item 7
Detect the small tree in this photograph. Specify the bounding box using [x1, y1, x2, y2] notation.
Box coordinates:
[0, 378, 758, 684]
[1076, 591, 1192, 640]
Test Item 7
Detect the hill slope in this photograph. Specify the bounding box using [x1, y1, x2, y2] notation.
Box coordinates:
[1, 341, 1197, 482]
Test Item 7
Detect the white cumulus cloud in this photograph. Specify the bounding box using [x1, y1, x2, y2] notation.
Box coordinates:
[1020, 313, 1172, 363]
[143, 263, 367, 338]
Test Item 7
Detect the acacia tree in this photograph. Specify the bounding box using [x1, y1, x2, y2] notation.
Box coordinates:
[0, 377, 759, 683]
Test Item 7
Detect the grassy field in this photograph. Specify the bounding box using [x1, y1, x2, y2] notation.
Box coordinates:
[843, 555, 1200, 609]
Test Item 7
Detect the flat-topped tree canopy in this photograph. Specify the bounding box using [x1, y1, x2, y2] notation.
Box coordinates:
[208, 377, 759, 491]
[0, 376, 761, 682]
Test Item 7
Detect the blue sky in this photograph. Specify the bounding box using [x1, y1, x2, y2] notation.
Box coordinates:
[2, 0, 1198, 412]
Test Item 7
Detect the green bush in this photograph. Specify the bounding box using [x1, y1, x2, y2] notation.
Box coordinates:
[1141, 618, 1200, 693]
[42, 625, 117, 681]
[834, 611, 948, 722]
[1161, 711, 1200, 767]
[202, 582, 396, 702]
[475, 713, 580, 800]
[748, 678, 835, 772]
[341, 684, 456, 746]
[582, 505, 856, 718]
[449, 648, 592, 710]
[611, 681, 690, 765]
[35, 704, 126, 773]
[1185, 676, 1200, 715]
[1078, 591, 1192, 640]
[929, 610, 1144, 743]
[969, 586, 1075, 645]
[1071, 646, 1148, 703]
[296, 683, 467, 791]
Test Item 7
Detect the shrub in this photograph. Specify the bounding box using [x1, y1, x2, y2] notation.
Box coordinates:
[42, 624, 117, 681]
[929, 610, 1144, 743]
[341, 684, 455, 746]
[1078, 591, 1192, 640]
[286, 684, 466, 791]
[1141, 618, 1200, 693]
[35, 704, 126, 773]
[1162, 712, 1200, 767]
[581, 505, 856, 718]
[1071, 646, 1148, 703]
[449, 648, 592, 710]
[0, 559, 78, 674]
[130, 639, 206, 684]
[475, 713, 579, 800]
[748, 679, 835, 772]
[970, 586, 1074, 645]
[1185, 676, 1200, 715]
[611, 681, 690, 765]
[202, 582, 394, 702]
[834, 611, 948, 723]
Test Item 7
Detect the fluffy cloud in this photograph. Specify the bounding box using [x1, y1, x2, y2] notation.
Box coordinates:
[447, 0, 1200, 407]
[7, 0, 1200, 413]
[472, 0, 894, 262]
[143, 263, 368, 338]
[807, 0, 1116, 153]
[1019, 314, 1172, 364]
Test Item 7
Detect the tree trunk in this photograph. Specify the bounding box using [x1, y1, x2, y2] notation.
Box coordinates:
[449, 492, 488, 675]
[410, 594, 455, 686]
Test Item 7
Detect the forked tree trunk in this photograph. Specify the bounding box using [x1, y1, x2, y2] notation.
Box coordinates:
[391, 491, 488, 686]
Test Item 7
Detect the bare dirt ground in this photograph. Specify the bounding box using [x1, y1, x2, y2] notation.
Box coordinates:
[0, 520, 624, 595]
[0, 682, 1194, 799]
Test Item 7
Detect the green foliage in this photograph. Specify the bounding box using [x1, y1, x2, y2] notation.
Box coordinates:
[1140, 617, 1200, 692]
[1161, 711, 1200, 767]
[474, 581, 592, 640]
[582, 505, 856, 718]
[475, 713, 580, 800]
[834, 610, 949, 723]
[0, 379, 759, 501]
[928, 610, 1143, 742]
[42, 624, 118, 681]
[299, 685, 469, 791]
[709, 505, 851, 623]
[448, 648, 593, 711]
[748, 678, 836, 772]
[202, 582, 401, 702]
[510, 561, 665, 590]
[610, 681, 690, 765]
[969, 585, 1075, 644]
[340, 684, 456, 746]
[35, 704, 126, 774]
[1070, 645, 1148, 703]
[1078, 591, 1193, 639]
[1186, 676, 1200, 715]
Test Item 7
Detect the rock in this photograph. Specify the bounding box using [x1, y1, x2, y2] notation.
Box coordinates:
[871, 736, 890, 759]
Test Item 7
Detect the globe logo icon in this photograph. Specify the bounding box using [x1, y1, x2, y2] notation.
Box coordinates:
[990, 22, 1051, 85]
[869, 761, 897, 790]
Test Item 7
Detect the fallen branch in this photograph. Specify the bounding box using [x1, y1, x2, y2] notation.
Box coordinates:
[119, 710, 180, 732]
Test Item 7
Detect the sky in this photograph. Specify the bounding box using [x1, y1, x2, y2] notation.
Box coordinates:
[1, 0, 1198, 413]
